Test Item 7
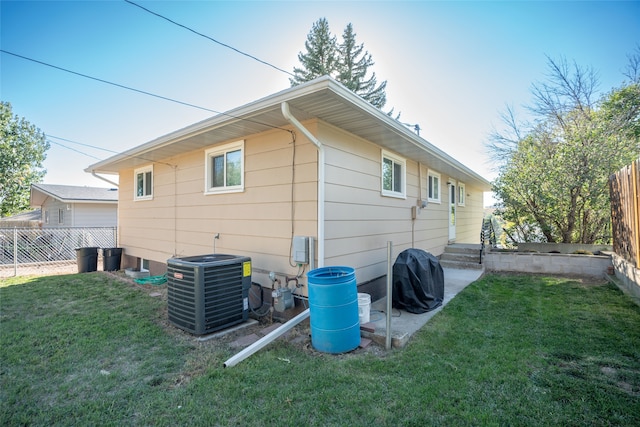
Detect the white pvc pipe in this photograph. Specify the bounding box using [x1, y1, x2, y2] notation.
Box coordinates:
[223, 308, 310, 368]
[281, 101, 324, 268]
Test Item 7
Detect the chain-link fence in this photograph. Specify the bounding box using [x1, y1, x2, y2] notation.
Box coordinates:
[0, 227, 117, 278]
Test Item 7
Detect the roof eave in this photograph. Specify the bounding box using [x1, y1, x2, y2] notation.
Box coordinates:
[86, 76, 491, 190]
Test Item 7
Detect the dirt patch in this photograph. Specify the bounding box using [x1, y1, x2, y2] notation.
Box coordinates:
[105, 270, 390, 368]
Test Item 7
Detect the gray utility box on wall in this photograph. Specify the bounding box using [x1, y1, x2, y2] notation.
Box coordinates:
[293, 236, 309, 264]
[167, 254, 251, 335]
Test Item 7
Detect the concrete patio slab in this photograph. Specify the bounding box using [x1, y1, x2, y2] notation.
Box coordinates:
[362, 268, 484, 348]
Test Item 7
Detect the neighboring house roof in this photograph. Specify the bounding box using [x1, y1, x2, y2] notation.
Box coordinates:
[86, 76, 491, 190]
[30, 184, 118, 207]
[0, 209, 41, 222]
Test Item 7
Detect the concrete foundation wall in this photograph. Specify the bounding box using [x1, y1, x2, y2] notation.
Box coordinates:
[484, 251, 612, 277]
[610, 252, 640, 305]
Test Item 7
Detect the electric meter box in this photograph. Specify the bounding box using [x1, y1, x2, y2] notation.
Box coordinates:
[293, 236, 309, 264]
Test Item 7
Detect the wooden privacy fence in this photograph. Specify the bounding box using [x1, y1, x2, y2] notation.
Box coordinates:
[610, 159, 640, 268]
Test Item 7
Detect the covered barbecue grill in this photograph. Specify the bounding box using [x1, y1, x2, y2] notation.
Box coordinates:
[392, 249, 444, 313]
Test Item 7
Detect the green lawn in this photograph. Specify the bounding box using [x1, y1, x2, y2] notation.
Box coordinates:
[1, 272, 639, 426]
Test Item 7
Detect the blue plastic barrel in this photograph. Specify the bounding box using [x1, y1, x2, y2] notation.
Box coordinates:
[307, 266, 360, 353]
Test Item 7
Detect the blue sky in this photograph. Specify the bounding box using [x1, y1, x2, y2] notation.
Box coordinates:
[2, 1, 639, 199]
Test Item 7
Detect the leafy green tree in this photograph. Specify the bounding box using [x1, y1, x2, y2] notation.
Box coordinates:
[489, 55, 640, 244]
[291, 18, 388, 109]
[0, 102, 49, 217]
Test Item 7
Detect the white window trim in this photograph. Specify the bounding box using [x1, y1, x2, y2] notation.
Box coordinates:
[134, 165, 153, 201]
[204, 140, 245, 195]
[58, 208, 64, 224]
[381, 150, 406, 199]
[428, 170, 441, 204]
[458, 182, 466, 207]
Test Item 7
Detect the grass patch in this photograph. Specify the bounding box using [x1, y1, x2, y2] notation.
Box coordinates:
[1, 273, 639, 426]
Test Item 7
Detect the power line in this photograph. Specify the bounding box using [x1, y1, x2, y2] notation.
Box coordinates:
[47, 134, 175, 167]
[124, 0, 295, 78]
[0, 49, 293, 133]
[47, 139, 102, 160]
[1, 50, 218, 114]
[47, 134, 120, 154]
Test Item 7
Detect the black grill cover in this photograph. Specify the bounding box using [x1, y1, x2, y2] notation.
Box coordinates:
[392, 249, 444, 314]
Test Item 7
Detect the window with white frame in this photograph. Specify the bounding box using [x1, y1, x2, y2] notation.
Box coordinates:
[458, 183, 466, 206]
[44, 210, 50, 224]
[428, 171, 441, 203]
[381, 150, 406, 198]
[134, 165, 153, 201]
[205, 140, 244, 194]
[58, 209, 64, 224]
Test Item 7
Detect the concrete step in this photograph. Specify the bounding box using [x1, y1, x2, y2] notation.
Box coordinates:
[440, 252, 481, 263]
[440, 259, 484, 270]
[443, 244, 482, 255]
[440, 244, 484, 270]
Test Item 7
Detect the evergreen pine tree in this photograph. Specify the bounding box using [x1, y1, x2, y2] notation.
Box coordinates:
[337, 23, 387, 109]
[289, 18, 338, 86]
[291, 19, 389, 111]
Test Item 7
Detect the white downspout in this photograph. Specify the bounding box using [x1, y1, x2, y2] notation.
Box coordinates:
[281, 101, 325, 268]
[91, 171, 119, 188]
[223, 103, 325, 369]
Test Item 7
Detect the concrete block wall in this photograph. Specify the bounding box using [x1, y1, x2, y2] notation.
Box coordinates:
[610, 252, 640, 305]
[517, 243, 612, 254]
[484, 251, 612, 278]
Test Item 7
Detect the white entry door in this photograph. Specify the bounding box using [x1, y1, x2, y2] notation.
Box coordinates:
[449, 183, 456, 241]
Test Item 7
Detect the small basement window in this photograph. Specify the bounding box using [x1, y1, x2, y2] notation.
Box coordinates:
[381, 150, 406, 198]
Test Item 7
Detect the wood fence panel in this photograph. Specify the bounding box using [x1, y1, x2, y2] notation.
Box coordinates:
[610, 159, 640, 268]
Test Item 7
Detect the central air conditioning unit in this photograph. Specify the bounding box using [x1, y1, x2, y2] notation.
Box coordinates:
[167, 254, 251, 335]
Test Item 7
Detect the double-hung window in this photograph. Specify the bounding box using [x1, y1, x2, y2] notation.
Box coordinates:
[205, 140, 244, 194]
[381, 150, 406, 198]
[134, 165, 153, 201]
[428, 170, 441, 203]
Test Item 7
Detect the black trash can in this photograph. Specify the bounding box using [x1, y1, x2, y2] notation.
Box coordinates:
[103, 248, 123, 272]
[75, 247, 99, 273]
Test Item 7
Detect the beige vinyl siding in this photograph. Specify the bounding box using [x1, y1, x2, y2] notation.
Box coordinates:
[319, 123, 452, 284]
[116, 116, 487, 292]
[451, 181, 485, 243]
[319, 121, 484, 284]
[118, 126, 318, 286]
